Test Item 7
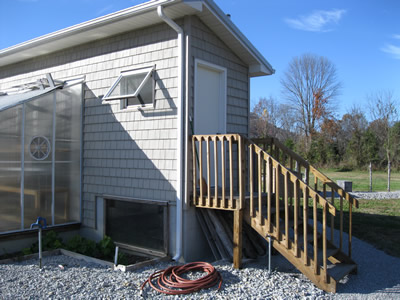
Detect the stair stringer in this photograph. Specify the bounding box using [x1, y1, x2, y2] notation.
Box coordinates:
[244, 210, 339, 293]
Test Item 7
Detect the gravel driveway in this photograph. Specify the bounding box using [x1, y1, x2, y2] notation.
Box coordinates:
[1, 231, 399, 299]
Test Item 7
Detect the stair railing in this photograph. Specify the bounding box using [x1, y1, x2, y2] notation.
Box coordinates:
[251, 137, 359, 258]
[247, 140, 336, 283]
[192, 134, 356, 269]
[192, 134, 245, 210]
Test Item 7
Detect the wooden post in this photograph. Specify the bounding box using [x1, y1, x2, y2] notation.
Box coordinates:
[387, 161, 391, 192]
[233, 209, 243, 269]
[369, 162, 372, 192]
[193, 137, 197, 205]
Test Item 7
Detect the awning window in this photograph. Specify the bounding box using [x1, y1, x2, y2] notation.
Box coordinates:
[103, 66, 155, 108]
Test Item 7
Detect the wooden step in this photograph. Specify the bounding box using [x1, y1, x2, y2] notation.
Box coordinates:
[328, 263, 357, 282]
[317, 248, 339, 265]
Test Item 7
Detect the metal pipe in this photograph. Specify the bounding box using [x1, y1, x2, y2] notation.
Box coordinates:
[157, 5, 185, 262]
[39, 228, 42, 269]
[114, 246, 119, 266]
[268, 235, 272, 274]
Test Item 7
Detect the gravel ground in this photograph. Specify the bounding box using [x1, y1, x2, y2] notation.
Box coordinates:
[1, 192, 399, 299]
[1, 233, 400, 300]
[350, 190, 400, 200]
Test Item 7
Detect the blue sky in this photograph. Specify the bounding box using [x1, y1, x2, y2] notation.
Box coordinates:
[1, 0, 399, 118]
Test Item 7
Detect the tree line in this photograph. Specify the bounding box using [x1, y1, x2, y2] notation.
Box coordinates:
[250, 53, 400, 173]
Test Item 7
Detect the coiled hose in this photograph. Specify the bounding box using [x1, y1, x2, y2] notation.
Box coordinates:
[141, 262, 222, 295]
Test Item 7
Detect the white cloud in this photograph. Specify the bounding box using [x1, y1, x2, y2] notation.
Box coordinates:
[285, 9, 346, 32]
[381, 44, 400, 59]
[392, 34, 400, 40]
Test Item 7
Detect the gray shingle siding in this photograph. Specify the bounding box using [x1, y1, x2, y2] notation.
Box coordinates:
[189, 16, 250, 135]
[0, 23, 179, 229]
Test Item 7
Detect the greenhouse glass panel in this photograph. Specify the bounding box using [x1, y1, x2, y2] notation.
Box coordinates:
[0, 79, 82, 233]
[54, 85, 81, 224]
[24, 94, 54, 228]
[0, 106, 22, 232]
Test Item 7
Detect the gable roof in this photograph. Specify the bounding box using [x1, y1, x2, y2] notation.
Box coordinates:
[0, 0, 274, 77]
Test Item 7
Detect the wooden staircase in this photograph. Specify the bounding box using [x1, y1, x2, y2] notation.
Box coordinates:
[191, 134, 359, 293]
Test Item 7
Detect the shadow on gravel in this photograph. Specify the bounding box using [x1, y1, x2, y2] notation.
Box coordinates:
[335, 236, 400, 296]
[217, 269, 241, 289]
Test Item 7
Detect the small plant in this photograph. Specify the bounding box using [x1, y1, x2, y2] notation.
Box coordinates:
[97, 235, 115, 260]
[66, 235, 117, 262]
[30, 230, 64, 253]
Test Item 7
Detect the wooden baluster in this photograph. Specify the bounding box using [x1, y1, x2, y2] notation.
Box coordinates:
[275, 164, 281, 240]
[323, 202, 328, 283]
[249, 145, 254, 217]
[294, 179, 299, 257]
[221, 137, 226, 208]
[229, 136, 234, 209]
[303, 187, 309, 265]
[314, 176, 318, 193]
[284, 171, 289, 249]
[258, 151, 263, 225]
[349, 200, 353, 258]
[313, 194, 318, 275]
[214, 137, 219, 208]
[289, 157, 294, 209]
[330, 187, 335, 242]
[305, 167, 309, 185]
[238, 135, 245, 210]
[263, 157, 267, 194]
[199, 138, 204, 206]
[339, 195, 343, 251]
[267, 157, 273, 233]
[206, 137, 211, 207]
[193, 137, 197, 206]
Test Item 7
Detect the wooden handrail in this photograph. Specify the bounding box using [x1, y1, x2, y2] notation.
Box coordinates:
[246, 138, 336, 275]
[249, 135, 357, 258]
[251, 137, 359, 208]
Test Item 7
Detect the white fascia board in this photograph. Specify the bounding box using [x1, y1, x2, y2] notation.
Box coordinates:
[0, 0, 179, 63]
[249, 64, 274, 78]
[201, 0, 275, 76]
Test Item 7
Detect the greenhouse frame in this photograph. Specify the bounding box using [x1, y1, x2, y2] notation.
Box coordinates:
[0, 76, 83, 233]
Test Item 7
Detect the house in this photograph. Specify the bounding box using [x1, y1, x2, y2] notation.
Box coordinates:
[0, 0, 358, 293]
[0, 0, 273, 260]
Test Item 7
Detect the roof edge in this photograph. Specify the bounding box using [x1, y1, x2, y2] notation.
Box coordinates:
[0, 0, 177, 59]
[200, 0, 275, 76]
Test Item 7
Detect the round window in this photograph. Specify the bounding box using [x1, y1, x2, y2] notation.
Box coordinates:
[29, 136, 51, 160]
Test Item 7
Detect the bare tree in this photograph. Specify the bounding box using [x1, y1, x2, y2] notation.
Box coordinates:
[368, 90, 399, 191]
[250, 97, 296, 141]
[281, 53, 341, 152]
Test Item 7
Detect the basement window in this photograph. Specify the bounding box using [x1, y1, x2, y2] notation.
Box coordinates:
[103, 66, 155, 108]
[105, 197, 168, 256]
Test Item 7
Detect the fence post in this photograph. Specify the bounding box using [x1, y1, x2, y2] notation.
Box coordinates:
[369, 162, 372, 192]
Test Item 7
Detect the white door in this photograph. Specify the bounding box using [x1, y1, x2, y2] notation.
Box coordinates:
[194, 60, 227, 188]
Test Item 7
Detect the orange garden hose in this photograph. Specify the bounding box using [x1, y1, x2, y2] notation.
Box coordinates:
[141, 262, 222, 295]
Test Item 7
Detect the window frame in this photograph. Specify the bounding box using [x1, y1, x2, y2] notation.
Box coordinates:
[102, 66, 155, 109]
[104, 196, 169, 257]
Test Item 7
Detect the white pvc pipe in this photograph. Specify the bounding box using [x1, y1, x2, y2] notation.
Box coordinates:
[157, 5, 184, 262]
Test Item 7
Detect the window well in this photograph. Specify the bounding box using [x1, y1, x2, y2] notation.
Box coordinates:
[103, 67, 155, 108]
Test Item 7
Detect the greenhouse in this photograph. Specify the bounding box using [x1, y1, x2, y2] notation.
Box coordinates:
[0, 75, 83, 233]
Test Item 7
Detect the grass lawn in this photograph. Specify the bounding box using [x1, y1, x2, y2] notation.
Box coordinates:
[331, 198, 400, 258]
[319, 169, 400, 192]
